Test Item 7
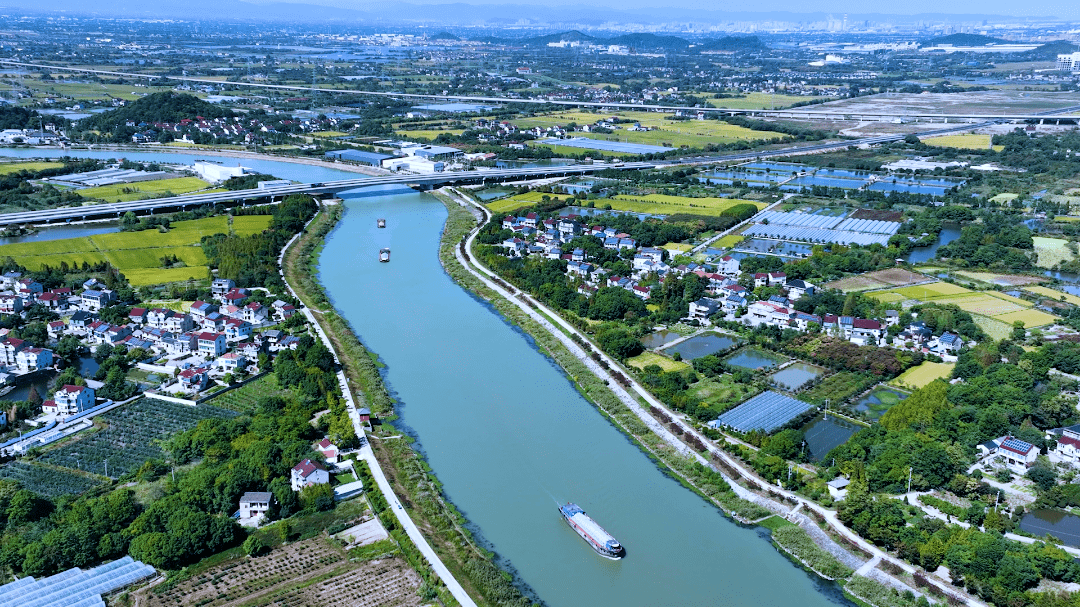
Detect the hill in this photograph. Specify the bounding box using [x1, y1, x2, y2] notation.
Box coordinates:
[921, 33, 1010, 47]
[605, 33, 691, 51]
[80, 92, 233, 134]
[0, 105, 67, 130]
[699, 36, 768, 52]
[1020, 40, 1080, 61]
[429, 31, 460, 41]
[521, 30, 595, 46]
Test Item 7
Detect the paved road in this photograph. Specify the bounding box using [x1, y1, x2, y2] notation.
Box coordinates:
[5, 60, 1080, 122]
[277, 205, 478, 607]
[444, 187, 986, 607]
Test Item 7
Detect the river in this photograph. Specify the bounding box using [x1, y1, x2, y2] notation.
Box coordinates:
[0, 146, 853, 605]
[318, 186, 850, 607]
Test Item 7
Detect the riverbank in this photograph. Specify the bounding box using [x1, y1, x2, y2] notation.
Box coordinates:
[281, 200, 535, 607]
[438, 187, 986, 607]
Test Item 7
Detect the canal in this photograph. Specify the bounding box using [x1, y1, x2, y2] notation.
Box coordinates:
[318, 187, 850, 607]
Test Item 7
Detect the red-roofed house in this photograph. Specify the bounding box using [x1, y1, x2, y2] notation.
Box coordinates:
[316, 438, 339, 464]
[47, 321, 66, 339]
[290, 458, 329, 491]
[996, 436, 1038, 471]
[42, 384, 94, 416]
[197, 332, 227, 357]
[178, 366, 210, 392]
[1053, 425, 1080, 465]
[128, 307, 148, 325]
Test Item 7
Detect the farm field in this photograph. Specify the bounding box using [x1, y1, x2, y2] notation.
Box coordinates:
[627, 351, 691, 373]
[866, 291, 906, 303]
[825, 275, 890, 292]
[0, 161, 64, 174]
[799, 372, 876, 407]
[663, 242, 693, 253]
[0, 461, 105, 498]
[823, 267, 927, 293]
[891, 282, 973, 299]
[1026, 285, 1080, 305]
[994, 309, 1058, 327]
[76, 177, 212, 203]
[394, 128, 466, 139]
[891, 362, 955, 390]
[485, 196, 539, 214]
[931, 293, 1028, 317]
[39, 398, 238, 480]
[0, 215, 272, 283]
[1033, 237, 1077, 269]
[203, 374, 290, 413]
[686, 376, 761, 419]
[921, 134, 1003, 151]
[953, 271, 1046, 286]
[514, 109, 788, 147]
[974, 315, 1013, 341]
[138, 535, 422, 607]
[714, 235, 744, 248]
[706, 92, 821, 109]
[608, 194, 766, 217]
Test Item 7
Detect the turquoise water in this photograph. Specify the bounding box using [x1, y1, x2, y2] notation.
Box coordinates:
[318, 187, 850, 607]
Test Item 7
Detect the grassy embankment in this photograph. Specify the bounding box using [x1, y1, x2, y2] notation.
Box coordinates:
[282, 202, 533, 607]
[0, 215, 272, 286]
[435, 191, 773, 523]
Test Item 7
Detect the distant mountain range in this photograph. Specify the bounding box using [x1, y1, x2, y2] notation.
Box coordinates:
[0, 0, 1058, 25]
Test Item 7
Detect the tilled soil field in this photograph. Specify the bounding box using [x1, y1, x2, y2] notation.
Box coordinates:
[140, 537, 422, 607]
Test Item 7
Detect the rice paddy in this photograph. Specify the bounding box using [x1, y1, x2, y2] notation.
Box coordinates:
[76, 177, 213, 203]
[891, 362, 955, 390]
[993, 309, 1058, 327]
[921, 134, 1003, 151]
[0, 215, 271, 285]
[714, 235, 744, 248]
[0, 161, 64, 175]
[1026, 285, 1080, 306]
[607, 194, 766, 217]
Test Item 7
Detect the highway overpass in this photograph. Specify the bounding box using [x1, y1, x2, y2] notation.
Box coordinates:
[4, 60, 1080, 123]
[0, 120, 998, 227]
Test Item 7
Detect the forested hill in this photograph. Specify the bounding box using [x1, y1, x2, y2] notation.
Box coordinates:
[0, 105, 66, 130]
[921, 33, 1010, 46]
[79, 92, 233, 132]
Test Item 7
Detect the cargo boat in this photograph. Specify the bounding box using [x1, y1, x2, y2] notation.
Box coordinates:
[377, 218, 386, 228]
[559, 503, 624, 560]
[379, 248, 391, 263]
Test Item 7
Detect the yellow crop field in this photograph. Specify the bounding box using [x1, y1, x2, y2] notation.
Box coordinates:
[311, 131, 349, 137]
[922, 134, 1003, 151]
[663, 242, 693, 253]
[485, 198, 535, 214]
[608, 194, 765, 217]
[993, 309, 1058, 327]
[514, 109, 787, 148]
[1033, 237, 1076, 269]
[891, 282, 973, 299]
[715, 235, 744, 248]
[866, 291, 906, 303]
[990, 193, 1019, 204]
[124, 266, 209, 286]
[395, 129, 465, 139]
[1026, 285, 1080, 305]
[892, 362, 955, 390]
[0, 162, 64, 175]
[78, 177, 212, 202]
[986, 291, 1032, 306]
[932, 293, 1026, 316]
[103, 246, 208, 270]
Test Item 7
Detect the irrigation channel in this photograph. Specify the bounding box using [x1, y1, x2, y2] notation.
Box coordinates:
[318, 185, 852, 606]
[1, 147, 854, 606]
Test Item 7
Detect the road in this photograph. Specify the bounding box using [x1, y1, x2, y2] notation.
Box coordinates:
[276, 204, 479, 607]
[4, 60, 1080, 123]
[443, 186, 986, 607]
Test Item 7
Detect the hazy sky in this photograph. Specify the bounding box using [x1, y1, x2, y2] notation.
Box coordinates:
[276, 0, 1080, 19]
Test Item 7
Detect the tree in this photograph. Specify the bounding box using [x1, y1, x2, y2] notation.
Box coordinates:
[300, 483, 334, 512]
[1027, 466, 1057, 492]
[243, 534, 270, 557]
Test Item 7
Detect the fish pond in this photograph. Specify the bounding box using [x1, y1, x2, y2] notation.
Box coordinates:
[853, 387, 908, 421]
[769, 363, 828, 391]
[1019, 510, 1080, 547]
[640, 329, 683, 349]
[724, 347, 785, 371]
[801, 414, 862, 462]
[661, 333, 743, 360]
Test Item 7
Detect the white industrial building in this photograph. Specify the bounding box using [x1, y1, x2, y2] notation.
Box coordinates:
[1058, 52, 1080, 73]
[193, 160, 253, 182]
[382, 157, 445, 174]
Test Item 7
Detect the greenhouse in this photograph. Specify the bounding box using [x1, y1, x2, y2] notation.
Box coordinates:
[710, 391, 815, 434]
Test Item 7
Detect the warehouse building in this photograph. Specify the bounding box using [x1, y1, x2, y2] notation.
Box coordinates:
[324, 149, 394, 167]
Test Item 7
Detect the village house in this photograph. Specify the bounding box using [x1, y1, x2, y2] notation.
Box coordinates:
[689, 298, 721, 320]
[316, 438, 339, 465]
[290, 459, 329, 491]
[0, 295, 21, 315]
[147, 308, 174, 328]
[0, 337, 26, 366]
[47, 321, 66, 339]
[239, 492, 273, 522]
[16, 347, 53, 373]
[128, 308, 148, 325]
[197, 332, 227, 357]
[80, 289, 115, 312]
[42, 385, 95, 416]
[211, 278, 236, 299]
[178, 366, 210, 392]
[986, 436, 1039, 472]
[1050, 424, 1080, 466]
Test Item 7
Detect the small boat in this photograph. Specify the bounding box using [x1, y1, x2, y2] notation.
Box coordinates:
[379, 248, 391, 263]
[377, 218, 386, 228]
[0, 385, 13, 397]
[559, 503, 624, 560]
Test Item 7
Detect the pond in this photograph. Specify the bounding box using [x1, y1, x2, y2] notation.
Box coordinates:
[788, 176, 867, 190]
[769, 363, 827, 391]
[558, 206, 659, 220]
[1019, 510, 1080, 547]
[640, 330, 682, 349]
[906, 226, 962, 264]
[800, 414, 861, 462]
[725, 347, 785, 371]
[0, 221, 120, 246]
[661, 333, 742, 360]
[853, 387, 908, 421]
[472, 188, 516, 202]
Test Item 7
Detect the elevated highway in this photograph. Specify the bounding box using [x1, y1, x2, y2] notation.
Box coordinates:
[0, 119, 1014, 226]
[3, 60, 1080, 123]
